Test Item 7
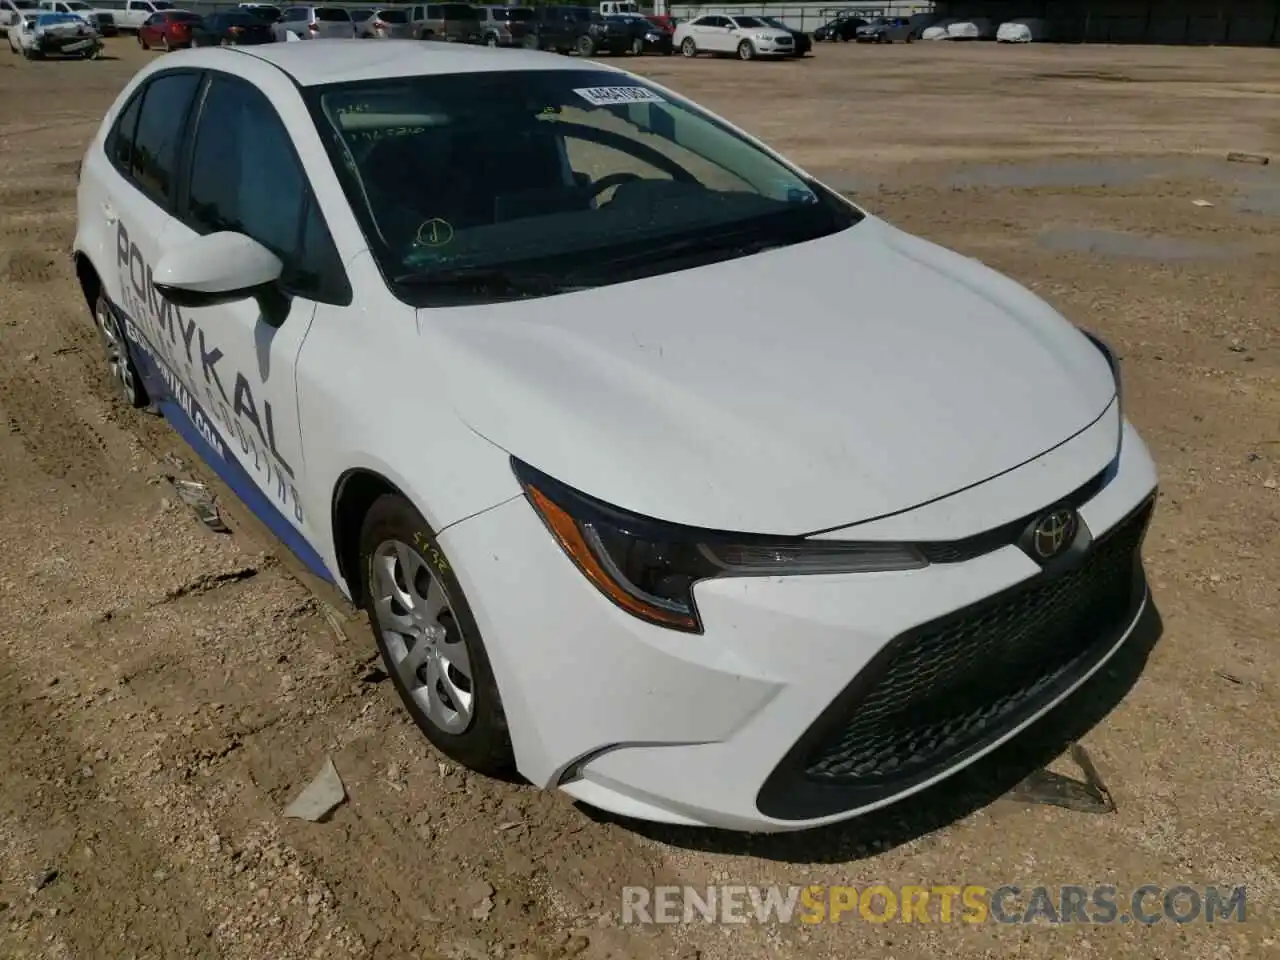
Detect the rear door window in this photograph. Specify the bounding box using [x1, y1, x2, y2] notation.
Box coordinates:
[125, 71, 202, 205]
[377, 8, 407, 21]
[315, 6, 349, 19]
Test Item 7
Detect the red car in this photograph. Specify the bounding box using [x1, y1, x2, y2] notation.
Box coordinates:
[137, 9, 203, 50]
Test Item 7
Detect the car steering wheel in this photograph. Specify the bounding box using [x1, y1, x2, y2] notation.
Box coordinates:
[587, 172, 644, 202]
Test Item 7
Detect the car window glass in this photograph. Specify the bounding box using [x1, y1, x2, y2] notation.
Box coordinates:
[426, 5, 440, 17]
[107, 88, 143, 172]
[130, 72, 201, 203]
[315, 7, 348, 20]
[185, 76, 344, 302]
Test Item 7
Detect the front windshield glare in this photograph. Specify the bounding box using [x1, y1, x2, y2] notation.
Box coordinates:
[309, 70, 860, 302]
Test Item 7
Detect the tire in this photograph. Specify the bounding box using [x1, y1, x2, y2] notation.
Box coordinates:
[94, 292, 148, 408]
[680, 36, 695, 56]
[575, 33, 593, 56]
[630, 36, 642, 55]
[358, 494, 513, 776]
[521, 32, 538, 49]
[138, 32, 147, 48]
[485, 33, 498, 46]
[736, 38, 753, 60]
[161, 34, 169, 50]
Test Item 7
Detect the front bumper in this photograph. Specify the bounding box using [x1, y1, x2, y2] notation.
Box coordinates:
[753, 38, 795, 55]
[442, 417, 1158, 832]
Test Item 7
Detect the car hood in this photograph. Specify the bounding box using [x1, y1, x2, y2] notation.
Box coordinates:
[421, 215, 1116, 535]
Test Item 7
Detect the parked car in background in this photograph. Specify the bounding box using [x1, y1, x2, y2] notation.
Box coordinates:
[813, 14, 864, 41]
[239, 2, 281, 22]
[38, 0, 113, 34]
[475, 4, 532, 46]
[273, 5, 355, 39]
[675, 13, 795, 60]
[347, 6, 373, 29]
[920, 17, 957, 39]
[11, 9, 100, 55]
[191, 9, 273, 44]
[604, 13, 670, 54]
[523, 4, 625, 56]
[946, 17, 995, 39]
[855, 16, 910, 42]
[997, 17, 1048, 42]
[409, 2, 481, 42]
[758, 15, 809, 55]
[357, 7, 410, 37]
[136, 7, 199, 47]
[1, 0, 38, 35]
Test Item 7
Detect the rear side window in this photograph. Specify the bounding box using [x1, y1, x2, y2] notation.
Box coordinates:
[106, 89, 143, 172]
[182, 75, 349, 305]
[130, 72, 201, 203]
[315, 6, 348, 19]
[377, 8, 407, 21]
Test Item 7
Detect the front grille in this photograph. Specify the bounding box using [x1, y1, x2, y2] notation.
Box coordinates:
[802, 497, 1152, 787]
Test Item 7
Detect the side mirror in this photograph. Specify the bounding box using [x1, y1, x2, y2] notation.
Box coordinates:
[152, 231, 283, 309]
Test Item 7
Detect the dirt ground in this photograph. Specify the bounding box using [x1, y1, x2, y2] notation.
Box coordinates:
[1, 37, 1278, 960]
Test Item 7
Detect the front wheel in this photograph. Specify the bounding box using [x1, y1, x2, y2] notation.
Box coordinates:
[575, 33, 593, 55]
[161, 34, 169, 50]
[680, 36, 695, 56]
[737, 38, 754, 60]
[521, 33, 538, 49]
[630, 36, 642, 55]
[359, 494, 514, 775]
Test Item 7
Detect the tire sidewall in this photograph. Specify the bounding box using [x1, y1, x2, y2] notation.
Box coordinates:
[737, 38, 752, 59]
[680, 36, 695, 56]
[358, 493, 513, 774]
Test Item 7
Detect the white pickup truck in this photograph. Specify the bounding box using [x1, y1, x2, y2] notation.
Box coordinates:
[37, 0, 116, 33]
[79, 0, 171, 31]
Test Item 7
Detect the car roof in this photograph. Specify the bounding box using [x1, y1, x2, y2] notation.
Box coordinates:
[166, 39, 622, 86]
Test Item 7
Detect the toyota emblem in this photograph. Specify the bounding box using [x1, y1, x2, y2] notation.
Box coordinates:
[1030, 508, 1078, 560]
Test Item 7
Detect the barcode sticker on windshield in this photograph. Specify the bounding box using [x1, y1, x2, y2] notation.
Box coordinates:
[573, 86, 666, 107]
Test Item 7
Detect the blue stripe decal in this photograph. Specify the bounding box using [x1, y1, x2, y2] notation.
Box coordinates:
[112, 300, 336, 584]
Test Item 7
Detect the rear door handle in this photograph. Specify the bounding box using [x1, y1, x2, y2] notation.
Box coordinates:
[102, 203, 117, 225]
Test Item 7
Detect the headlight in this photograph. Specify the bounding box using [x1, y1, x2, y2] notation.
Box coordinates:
[1081, 329, 1122, 417]
[513, 458, 928, 634]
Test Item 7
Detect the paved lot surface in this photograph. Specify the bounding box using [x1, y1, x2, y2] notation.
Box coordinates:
[1, 38, 1277, 960]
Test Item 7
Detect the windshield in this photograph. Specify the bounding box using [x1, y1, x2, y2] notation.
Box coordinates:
[308, 70, 859, 305]
[493, 6, 531, 19]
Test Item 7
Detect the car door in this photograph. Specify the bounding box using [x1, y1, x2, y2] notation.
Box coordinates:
[703, 14, 733, 51]
[165, 71, 349, 551]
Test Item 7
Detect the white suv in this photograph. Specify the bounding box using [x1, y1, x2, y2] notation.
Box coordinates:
[73, 41, 1157, 833]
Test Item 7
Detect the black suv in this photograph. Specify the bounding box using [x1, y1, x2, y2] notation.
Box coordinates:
[524, 4, 629, 55]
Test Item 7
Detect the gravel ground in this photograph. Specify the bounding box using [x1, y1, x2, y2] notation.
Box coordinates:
[0, 38, 1277, 960]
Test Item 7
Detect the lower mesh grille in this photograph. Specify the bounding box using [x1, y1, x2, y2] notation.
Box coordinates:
[802, 498, 1153, 786]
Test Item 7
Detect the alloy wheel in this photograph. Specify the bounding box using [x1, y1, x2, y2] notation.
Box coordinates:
[370, 539, 475, 734]
[95, 298, 139, 405]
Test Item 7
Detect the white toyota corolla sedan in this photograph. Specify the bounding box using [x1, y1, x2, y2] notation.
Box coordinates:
[73, 40, 1157, 833]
